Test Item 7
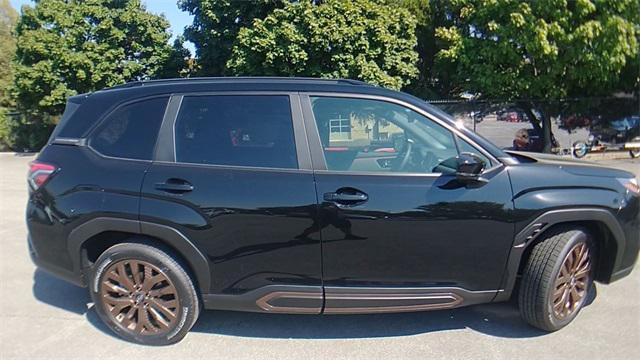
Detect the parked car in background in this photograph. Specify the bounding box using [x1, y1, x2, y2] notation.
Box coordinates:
[497, 108, 527, 122]
[27, 78, 639, 345]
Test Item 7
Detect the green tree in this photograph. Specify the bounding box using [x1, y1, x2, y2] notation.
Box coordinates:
[0, 0, 18, 150]
[179, 0, 286, 76]
[13, 0, 185, 118]
[227, 0, 419, 90]
[0, 0, 17, 106]
[434, 0, 640, 152]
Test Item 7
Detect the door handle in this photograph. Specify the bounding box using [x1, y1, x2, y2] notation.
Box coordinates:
[324, 188, 368, 205]
[154, 179, 194, 193]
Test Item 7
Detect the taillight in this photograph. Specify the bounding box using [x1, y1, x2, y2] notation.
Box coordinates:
[28, 161, 57, 190]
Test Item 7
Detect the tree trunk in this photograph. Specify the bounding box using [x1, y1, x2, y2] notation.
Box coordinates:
[541, 113, 553, 153]
[518, 102, 553, 153]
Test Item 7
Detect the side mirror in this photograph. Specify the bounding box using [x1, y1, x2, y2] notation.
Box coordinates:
[455, 153, 485, 181]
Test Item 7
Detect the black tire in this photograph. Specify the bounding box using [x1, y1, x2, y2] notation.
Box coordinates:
[518, 226, 594, 332]
[89, 241, 200, 345]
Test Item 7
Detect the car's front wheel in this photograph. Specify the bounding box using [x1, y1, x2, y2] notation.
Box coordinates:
[518, 227, 594, 331]
[89, 241, 200, 345]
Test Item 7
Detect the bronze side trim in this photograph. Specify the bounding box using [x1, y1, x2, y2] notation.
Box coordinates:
[323, 292, 463, 314]
[255, 291, 323, 314]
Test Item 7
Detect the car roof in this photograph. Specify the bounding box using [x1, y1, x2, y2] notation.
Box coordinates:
[105, 77, 370, 90]
[94, 77, 395, 98]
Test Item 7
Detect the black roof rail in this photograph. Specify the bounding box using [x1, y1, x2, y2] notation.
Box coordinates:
[103, 77, 370, 91]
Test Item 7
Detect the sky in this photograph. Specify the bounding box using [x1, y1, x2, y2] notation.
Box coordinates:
[9, 0, 196, 53]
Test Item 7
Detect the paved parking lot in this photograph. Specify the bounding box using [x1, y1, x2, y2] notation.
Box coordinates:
[0, 153, 638, 359]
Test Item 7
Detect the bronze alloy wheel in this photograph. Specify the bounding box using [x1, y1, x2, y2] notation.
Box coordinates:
[100, 259, 180, 336]
[551, 242, 591, 319]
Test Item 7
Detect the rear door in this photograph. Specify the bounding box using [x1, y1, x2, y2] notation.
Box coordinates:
[140, 93, 323, 312]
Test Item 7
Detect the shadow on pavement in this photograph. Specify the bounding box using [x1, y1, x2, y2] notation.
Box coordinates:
[191, 301, 545, 339]
[33, 269, 600, 341]
[32, 269, 89, 315]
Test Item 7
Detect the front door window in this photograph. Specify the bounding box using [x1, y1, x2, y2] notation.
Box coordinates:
[310, 96, 489, 173]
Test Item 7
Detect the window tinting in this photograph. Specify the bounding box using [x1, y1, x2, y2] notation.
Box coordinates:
[90, 97, 168, 160]
[174, 95, 298, 169]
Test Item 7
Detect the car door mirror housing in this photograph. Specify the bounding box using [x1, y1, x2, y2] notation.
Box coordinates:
[455, 153, 485, 181]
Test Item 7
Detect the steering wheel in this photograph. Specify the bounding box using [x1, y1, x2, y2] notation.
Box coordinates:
[392, 138, 414, 172]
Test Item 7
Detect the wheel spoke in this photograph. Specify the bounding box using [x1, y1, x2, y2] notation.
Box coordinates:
[103, 295, 134, 306]
[120, 305, 138, 329]
[142, 274, 167, 292]
[572, 245, 585, 271]
[148, 286, 174, 297]
[101, 281, 129, 296]
[134, 307, 146, 333]
[553, 286, 565, 302]
[148, 306, 170, 330]
[116, 263, 136, 292]
[129, 261, 143, 286]
[149, 298, 177, 320]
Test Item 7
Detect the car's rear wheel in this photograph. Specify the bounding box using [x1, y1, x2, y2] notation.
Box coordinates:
[89, 241, 200, 345]
[519, 227, 594, 331]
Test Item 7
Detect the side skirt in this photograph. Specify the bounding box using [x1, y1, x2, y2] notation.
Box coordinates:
[203, 285, 498, 314]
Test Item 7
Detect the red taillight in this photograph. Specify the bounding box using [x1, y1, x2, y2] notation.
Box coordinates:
[28, 161, 57, 190]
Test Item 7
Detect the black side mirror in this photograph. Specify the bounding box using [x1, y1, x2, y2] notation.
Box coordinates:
[455, 153, 485, 181]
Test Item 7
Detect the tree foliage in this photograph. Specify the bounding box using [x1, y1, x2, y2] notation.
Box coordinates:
[0, 0, 18, 150]
[0, 0, 17, 106]
[434, 0, 639, 100]
[12, 0, 185, 117]
[227, 0, 419, 90]
[179, 0, 285, 76]
[433, 0, 640, 151]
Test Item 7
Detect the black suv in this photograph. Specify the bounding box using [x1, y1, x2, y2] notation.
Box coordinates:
[27, 78, 639, 345]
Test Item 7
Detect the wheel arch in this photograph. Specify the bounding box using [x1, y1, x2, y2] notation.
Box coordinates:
[495, 208, 625, 302]
[68, 217, 211, 294]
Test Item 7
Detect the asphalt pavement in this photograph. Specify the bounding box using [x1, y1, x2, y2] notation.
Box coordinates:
[0, 153, 638, 359]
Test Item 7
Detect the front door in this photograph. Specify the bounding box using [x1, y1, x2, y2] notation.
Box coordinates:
[302, 94, 514, 311]
[140, 94, 323, 312]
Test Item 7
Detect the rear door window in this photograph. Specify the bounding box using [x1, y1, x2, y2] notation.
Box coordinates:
[90, 97, 169, 160]
[174, 95, 298, 169]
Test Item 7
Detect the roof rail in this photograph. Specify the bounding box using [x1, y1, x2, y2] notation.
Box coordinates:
[104, 77, 370, 90]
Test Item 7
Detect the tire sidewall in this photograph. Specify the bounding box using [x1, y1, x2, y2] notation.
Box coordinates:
[89, 244, 198, 346]
[541, 230, 594, 330]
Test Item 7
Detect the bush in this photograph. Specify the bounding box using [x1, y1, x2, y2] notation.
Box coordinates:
[0, 109, 54, 152]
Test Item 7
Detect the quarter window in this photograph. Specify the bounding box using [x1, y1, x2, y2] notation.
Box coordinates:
[90, 97, 168, 160]
[174, 95, 298, 169]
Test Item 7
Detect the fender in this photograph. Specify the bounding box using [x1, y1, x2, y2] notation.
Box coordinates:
[67, 217, 211, 293]
[494, 207, 625, 302]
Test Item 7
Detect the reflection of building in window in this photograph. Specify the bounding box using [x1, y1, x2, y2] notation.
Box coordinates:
[328, 113, 404, 148]
[329, 115, 351, 141]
